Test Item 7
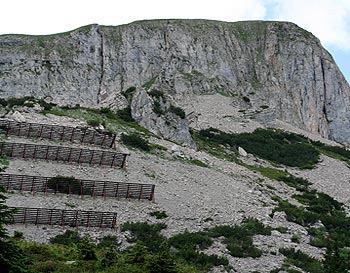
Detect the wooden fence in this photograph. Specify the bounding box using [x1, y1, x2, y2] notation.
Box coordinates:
[0, 174, 155, 201]
[0, 142, 128, 168]
[0, 119, 116, 148]
[6, 207, 117, 229]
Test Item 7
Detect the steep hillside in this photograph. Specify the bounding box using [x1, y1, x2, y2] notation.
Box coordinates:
[0, 20, 349, 146]
[1, 99, 350, 272]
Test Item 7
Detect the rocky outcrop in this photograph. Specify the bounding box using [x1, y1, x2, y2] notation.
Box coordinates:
[130, 88, 196, 148]
[0, 20, 349, 145]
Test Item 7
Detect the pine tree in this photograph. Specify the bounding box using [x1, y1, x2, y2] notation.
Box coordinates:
[146, 241, 178, 273]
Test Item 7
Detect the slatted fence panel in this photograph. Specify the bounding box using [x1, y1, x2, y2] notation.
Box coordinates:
[0, 174, 155, 201]
[6, 207, 117, 229]
[0, 119, 116, 148]
[0, 142, 128, 168]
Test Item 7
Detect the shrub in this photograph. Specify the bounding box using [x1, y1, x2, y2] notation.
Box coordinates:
[153, 100, 164, 116]
[98, 235, 119, 249]
[121, 222, 166, 253]
[175, 249, 229, 270]
[207, 218, 270, 258]
[142, 76, 158, 90]
[148, 89, 164, 98]
[149, 210, 168, 219]
[49, 230, 81, 246]
[169, 105, 186, 119]
[47, 176, 82, 194]
[279, 248, 323, 273]
[197, 128, 320, 168]
[100, 107, 117, 119]
[77, 236, 98, 260]
[120, 133, 150, 151]
[169, 231, 212, 251]
[87, 119, 101, 127]
[117, 107, 135, 122]
[6, 96, 35, 107]
[122, 86, 136, 102]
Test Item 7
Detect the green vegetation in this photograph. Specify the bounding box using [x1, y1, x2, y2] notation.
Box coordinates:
[47, 176, 82, 194]
[116, 106, 135, 122]
[208, 218, 272, 258]
[196, 127, 320, 168]
[122, 86, 136, 102]
[120, 133, 151, 151]
[4, 96, 55, 110]
[49, 230, 81, 246]
[169, 105, 186, 119]
[188, 159, 208, 168]
[142, 76, 158, 90]
[148, 89, 164, 99]
[149, 210, 168, 219]
[279, 248, 323, 273]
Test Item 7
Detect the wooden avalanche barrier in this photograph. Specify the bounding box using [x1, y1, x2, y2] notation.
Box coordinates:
[6, 207, 117, 229]
[0, 142, 128, 168]
[0, 173, 155, 201]
[0, 119, 116, 148]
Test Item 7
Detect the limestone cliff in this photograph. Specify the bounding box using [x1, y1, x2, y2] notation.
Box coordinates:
[0, 20, 349, 145]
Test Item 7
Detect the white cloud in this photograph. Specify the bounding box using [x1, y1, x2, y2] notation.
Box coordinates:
[269, 0, 350, 50]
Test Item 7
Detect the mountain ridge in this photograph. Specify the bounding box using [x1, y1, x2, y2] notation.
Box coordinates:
[0, 19, 349, 146]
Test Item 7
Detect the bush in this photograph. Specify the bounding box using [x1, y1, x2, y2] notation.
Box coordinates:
[175, 249, 229, 270]
[121, 222, 166, 253]
[117, 107, 135, 122]
[153, 100, 165, 116]
[49, 230, 81, 246]
[99, 107, 117, 119]
[149, 211, 168, 219]
[148, 89, 164, 98]
[87, 119, 101, 127]
[206, 218, 270, 258]
[169, 231, 212, 251]
[98, 235, 119, 249]
[47, 176, 82, 194]
[280, 248, 323, 273]
[122, 87, 136, 102]
[120, 133, 150, 151]
[169, 105, 186, 119]
[77, 236, 98, 261]
[6, 96, 35, 107]
[197, 128, 320, 168]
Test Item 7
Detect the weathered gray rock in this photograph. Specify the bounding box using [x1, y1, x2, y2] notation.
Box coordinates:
[0, 20, 349, 145]
[131, 88, 196, 147]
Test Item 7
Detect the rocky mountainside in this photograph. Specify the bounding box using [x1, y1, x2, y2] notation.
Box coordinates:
[0, 20, 349, 146]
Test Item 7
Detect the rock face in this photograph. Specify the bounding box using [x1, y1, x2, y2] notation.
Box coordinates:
[0, 20, 349, 145]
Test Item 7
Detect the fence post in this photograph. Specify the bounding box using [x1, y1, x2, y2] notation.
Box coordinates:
[35, 209, 39, 225]
[121, 154, 127, 169]
[61, 126, 65, 141]
[89, 150, 95, 166]
[49, 126, 54, 140]
[138, 185, 143, 200]
[27, 123, 31, 138]
[110, 134, 116, 148]
[49, 209, 53, 225]
[99, 151, 104, 166]
[39, 124, 44, 138]
[45, 145, 50, 160]
[110, 154, 116, 168]
[102, 181, 106, 199]
[31, 176, 35, 195]
[5, 174, 9, 191]
[70, 127, 75, 142]
[6, 121, 10, 136]
[151, 185, 156, 203]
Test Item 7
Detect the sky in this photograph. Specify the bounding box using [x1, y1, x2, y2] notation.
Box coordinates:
[1, 0, 349, 83]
